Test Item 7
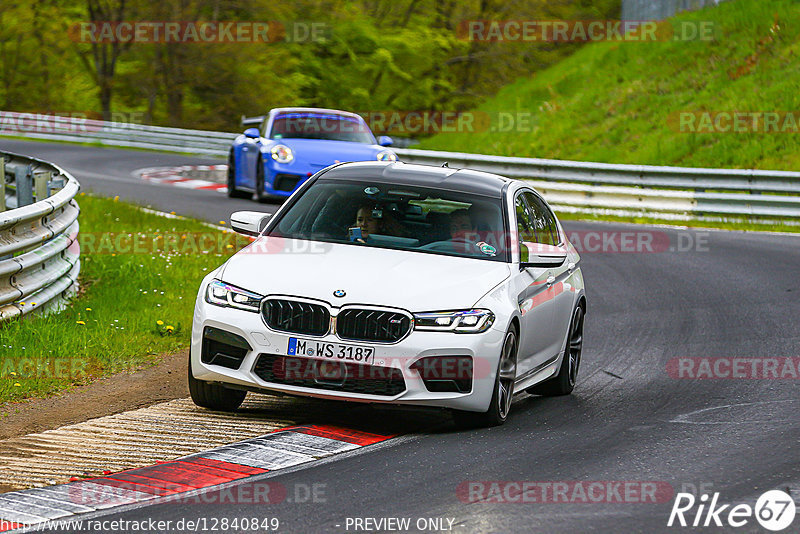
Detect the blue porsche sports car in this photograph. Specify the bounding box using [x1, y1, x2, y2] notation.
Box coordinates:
[227, 107, 396, 201]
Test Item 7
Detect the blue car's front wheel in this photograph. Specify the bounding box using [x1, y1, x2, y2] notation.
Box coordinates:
[227, 151, 251, 199]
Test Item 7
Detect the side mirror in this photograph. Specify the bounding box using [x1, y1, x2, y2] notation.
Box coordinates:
[378, 135, 393, 147]
[520, 242, 566, 268]
[244, 128, 261, 139]
[230, 211, 272, 236]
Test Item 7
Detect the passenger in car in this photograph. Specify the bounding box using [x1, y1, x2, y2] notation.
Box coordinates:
[351, 204, 382, 242]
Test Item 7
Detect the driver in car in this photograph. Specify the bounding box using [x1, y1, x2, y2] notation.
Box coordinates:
[448, 209, 478, 241]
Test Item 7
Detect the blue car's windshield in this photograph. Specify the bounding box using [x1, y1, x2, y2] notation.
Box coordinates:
[268, 179, 510, 262]
[268, 113, 375, 144]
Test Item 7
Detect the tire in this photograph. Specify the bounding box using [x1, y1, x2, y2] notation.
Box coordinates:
[226, 151, 250, 199]
[452, 328, 517, 428]
[188, 358, 247, 411]
[527, 304, 584, 397]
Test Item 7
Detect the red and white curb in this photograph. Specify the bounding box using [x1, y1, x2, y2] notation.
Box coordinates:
[0, 424, 392, 530]
[138, 166, 228, 193]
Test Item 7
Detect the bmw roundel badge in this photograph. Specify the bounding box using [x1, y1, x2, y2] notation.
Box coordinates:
[333, 289, 346, 298]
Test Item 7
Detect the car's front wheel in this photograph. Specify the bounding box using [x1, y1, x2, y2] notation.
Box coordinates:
[227, 151, 250, 199]
[452, 327, 517, 428]
[188, 359, 247, 411]
[527, 304, 584, 396]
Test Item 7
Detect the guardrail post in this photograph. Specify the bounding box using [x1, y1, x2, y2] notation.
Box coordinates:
[0, 157, 5, 212]
[15, 165, 34, 207]
[48, 174, 66, 195]
[35, 171, 50, 201]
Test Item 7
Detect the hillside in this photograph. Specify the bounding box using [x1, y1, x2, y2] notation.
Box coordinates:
[418, 0, 800, 171]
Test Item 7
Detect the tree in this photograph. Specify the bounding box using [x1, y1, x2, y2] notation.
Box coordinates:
[73, 0, 135, 120]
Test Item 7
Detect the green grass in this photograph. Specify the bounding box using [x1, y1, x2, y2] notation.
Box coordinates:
[0, 194, 245, 404]
[418, 0, 800, 172]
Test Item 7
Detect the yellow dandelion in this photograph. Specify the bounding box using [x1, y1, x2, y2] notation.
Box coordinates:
[156, 320, 164, 326]
[170, 211, 176, 215]
[113, 195, 119, 202]
[226, 244, 234, 249]
[219, 221, 226, 225]
[166, 325, 175, 332]
[14, 383, 21, 387]
[85, 307, 92, 312]
[76, 320, 85, 326]
[10, 372, 16, 377]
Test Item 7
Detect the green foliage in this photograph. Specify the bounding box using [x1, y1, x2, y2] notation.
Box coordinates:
[419, 0, 800, 171]
[0, 0, 620, 133]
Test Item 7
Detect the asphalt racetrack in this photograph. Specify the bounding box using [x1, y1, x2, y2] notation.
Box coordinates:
[3, 139, 799, 533]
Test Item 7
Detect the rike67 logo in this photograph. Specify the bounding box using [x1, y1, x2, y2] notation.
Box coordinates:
[668, 490, 796, 531]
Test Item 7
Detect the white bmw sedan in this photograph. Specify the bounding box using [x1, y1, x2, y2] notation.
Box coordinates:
[189, 161, 586, 426]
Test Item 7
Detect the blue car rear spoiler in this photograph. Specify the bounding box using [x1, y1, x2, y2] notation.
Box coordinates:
[241, 115, 265, 127]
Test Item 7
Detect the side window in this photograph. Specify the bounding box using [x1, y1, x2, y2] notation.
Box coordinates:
[522, 192, 558, 246]
[515, 194, 537, 243]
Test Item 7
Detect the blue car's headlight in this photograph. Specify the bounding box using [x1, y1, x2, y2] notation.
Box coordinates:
[205, 280, 263, 312]
[271, 144, 294, 163]
[377, 150, 397, 162]
[413, 309, 495, 333]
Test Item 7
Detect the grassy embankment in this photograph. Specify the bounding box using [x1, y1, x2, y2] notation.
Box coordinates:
[419, 0, 800, 232]
[0, 194, 245, 405]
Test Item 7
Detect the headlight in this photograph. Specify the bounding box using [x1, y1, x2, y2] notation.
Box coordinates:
[271, 144, 294, 163]
[376, 150, 397, 162]
[205, 280, 263, 312]
[413, 309, 495, 333]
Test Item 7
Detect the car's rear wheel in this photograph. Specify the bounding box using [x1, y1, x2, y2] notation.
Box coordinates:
[188, 359, 247, 411]
[452, 328, 517, 428]
[527, 304, 584, 396]
[227, 151, 250, 199]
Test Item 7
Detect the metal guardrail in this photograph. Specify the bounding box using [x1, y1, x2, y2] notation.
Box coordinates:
[2, 110, 799, 219]
[0, 111, 235, 156]
[392, 148, 800, 219]
[622, 0, 729, 22]
[0, 151, 80, 322]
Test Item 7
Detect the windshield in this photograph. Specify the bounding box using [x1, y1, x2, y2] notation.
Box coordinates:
[268, 113, 375, 144]
[268, 179, 509, 262]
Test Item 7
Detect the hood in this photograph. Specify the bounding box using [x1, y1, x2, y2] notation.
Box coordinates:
[272, 138, 387, 167]
[219, 238, 510, 312]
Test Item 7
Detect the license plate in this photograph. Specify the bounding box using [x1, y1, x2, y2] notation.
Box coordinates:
[287, 338, 374, 364]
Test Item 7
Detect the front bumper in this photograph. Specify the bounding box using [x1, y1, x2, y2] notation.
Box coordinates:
[262, 160, 327, 197]
[190, 298, 505, 412]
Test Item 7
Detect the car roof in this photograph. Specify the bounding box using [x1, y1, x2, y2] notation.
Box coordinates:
[318, 161, 511, 198]
[270, 107, 364, 121]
